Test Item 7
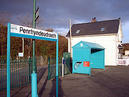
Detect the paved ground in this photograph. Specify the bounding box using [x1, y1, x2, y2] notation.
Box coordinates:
[42, 66, 129, 97]
[1, 66, 129, 97]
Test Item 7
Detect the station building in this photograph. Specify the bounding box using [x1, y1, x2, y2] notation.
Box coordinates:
[66, 18, 123, 66]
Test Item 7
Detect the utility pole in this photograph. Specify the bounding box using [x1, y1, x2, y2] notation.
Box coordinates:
[31, 0, 38, 97]
[33, 0, 36, 72]
[22, 38, 24, 55]
[69, 19, 72, 57]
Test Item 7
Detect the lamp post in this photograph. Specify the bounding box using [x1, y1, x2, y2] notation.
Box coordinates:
[31, 0, 38, 97]
[33, 0, 36, 72]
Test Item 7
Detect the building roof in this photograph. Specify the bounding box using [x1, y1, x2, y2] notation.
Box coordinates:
[72, 41, 104, 49]
[66, 19, 120, 37]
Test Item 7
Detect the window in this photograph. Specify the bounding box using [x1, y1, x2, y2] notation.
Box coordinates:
[100, 27, 105, 32]
[76, 30, 80, 34]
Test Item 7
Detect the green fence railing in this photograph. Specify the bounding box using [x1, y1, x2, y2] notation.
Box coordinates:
[0, 57, 33, 91]
[48, 57, 62, 80]
[48, 55, 72, 80]
[63, 52, 72, 74]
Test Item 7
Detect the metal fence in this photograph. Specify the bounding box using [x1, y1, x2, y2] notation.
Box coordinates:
[63, 52, 72, 74]
[0, 57, 32, 91]
[48, 54, 72, 80]
[48, 57, 62, 80]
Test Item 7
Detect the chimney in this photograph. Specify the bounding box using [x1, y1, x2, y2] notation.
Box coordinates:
[91, 17, 96, 22]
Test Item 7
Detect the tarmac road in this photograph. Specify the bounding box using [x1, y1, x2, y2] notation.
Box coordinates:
[42, 66, 129, 97]
[1, 65, 129, 97]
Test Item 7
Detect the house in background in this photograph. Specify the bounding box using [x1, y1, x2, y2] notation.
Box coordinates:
[121, 43, 129, 58]
[66, 18, 123, 66]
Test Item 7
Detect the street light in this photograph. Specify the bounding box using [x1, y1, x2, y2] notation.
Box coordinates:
[31, 0, 38, 97]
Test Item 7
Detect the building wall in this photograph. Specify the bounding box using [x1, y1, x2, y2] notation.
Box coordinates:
[117, 19, 123, 42]
[68, 34, 119, 66]
[125, 50, 129, 56]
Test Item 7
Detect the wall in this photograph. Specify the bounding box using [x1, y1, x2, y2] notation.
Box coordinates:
[125, 50, 129, 56]
[68, 34, 119, 66]
[117, 19, 123, 42]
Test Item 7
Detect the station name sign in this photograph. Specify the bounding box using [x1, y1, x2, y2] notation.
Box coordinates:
[10, 24, 57, 39]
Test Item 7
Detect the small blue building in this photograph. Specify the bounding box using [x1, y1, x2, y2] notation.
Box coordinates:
[72, 41, 105, 75]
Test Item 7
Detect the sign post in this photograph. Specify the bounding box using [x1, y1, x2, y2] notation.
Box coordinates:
[7, 23, 11, 97]
[7, 23, 58, 97]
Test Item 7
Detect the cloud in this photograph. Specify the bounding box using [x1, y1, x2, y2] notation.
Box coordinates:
[0, 0, 129, 41]
[38, 0, 129, 28]
[0, 0, 32, 15]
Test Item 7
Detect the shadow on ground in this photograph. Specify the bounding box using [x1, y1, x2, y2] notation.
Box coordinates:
[38, 76, 48, 97]
[49, 78, 64, 97]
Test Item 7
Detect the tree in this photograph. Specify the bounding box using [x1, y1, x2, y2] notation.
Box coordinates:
[46, 28, 54, 32]
[16, 14, 43, 57]
[0, 24, 7, 56]
[0, 15, 68, 59]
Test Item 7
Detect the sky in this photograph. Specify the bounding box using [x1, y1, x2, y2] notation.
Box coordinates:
[0, 0, 129, 42]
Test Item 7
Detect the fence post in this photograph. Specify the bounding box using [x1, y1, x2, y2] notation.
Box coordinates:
[62, 57, 64, 77]
[48, 57, 50, 80]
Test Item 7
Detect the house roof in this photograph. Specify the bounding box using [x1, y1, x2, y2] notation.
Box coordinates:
[72, 41, 104, 49]
[66, 19, 120, 37]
